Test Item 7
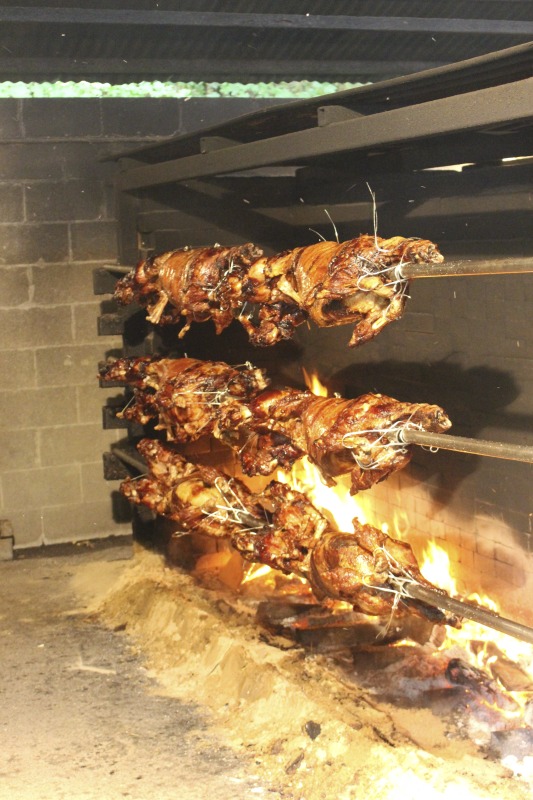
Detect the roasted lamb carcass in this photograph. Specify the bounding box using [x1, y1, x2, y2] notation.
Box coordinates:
[99, 356, 268, 442]
[240, 234, 444, 347]
[113, 242, 263, 335]
[234, 389, 451, 493]
[113, 234, 443, 347]
[120, 441, 452, 625]
[120, 439, 266, 539]
[309, 524, 450, 621]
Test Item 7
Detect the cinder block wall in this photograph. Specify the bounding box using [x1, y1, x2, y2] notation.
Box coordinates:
[0, 96, 275, 549]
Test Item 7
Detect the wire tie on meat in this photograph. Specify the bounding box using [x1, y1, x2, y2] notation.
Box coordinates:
[119, 393, 137, 415]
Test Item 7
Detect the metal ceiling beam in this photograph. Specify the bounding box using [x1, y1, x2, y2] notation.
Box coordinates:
[0, 57, 445, 80]
[2, 9, 533, 35]
[118, 77, 533, 191]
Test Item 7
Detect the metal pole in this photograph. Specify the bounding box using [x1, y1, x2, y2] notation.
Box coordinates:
[399, 429, 533, 464]
[397, 256, 533, 280]
[404, 583, 533, 645]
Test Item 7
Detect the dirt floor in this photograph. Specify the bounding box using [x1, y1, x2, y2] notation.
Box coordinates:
[0, 540, 274, 800]
[1, 540, 531, 800]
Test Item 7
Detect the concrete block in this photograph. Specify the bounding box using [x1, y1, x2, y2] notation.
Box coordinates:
[36, 344, 115, 388]
[73, 302, 124, 348]
[475, 537, 495, 560]
[0, 429, 38, 471]
[0, 99, 22, 139]
[2, 464, 82, 510]
[26, 180, 106, 223]
[494, 543, 520, 566]
[0, 306, 72, 350]
[81, 460, 123, 504]
[0, 350, 35, 390]
[22, 98, 102, 138]
[40, 424, 119, 467]
[180, 98, 261, 136]
[0, 266, 31, 306]
[6, 508, 43, 548]
[70, 220, 118, 261]
[59, 142, 118, 181]
[0, 183, 24, 223]
[77, 385, 121, 425]
[32, 262, 99, 305]
[0, 222, 69, 265]
[0, 143, 64, 181]
[0, 386, 78, 429]
[41, 500, 131, 544]
[101, 98, 180, 137]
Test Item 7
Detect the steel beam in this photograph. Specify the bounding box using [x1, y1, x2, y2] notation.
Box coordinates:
[118, 77, 533, 191]
[2, 9, 533, 35]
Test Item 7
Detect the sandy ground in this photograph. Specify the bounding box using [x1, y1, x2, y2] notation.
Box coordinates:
[2, 540, 530, 800]
[96, 546, 532, 800]
[0, 541, 275, 800]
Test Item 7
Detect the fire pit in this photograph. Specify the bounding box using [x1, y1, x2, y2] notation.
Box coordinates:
[96, 46, 533, 800]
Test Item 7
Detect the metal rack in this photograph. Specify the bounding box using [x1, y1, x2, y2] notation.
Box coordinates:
[97, 43, 533, 530]
[109, 42, 533, 266]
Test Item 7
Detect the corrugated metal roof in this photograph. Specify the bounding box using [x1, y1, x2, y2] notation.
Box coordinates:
[0, 3, 531, 82]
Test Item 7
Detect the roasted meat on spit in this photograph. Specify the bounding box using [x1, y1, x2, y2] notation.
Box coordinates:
[237, 388, 451, 493]
[120, 438, 267, 539]
[113, 242, 262, 335]
[101, 356, 451, 493]
[99, 356, 268, 442]
[113, 234, 444, 347]
[120, 439, 452, 625]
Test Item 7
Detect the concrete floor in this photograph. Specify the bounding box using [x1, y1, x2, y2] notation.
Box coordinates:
[0, 541, 271, 800]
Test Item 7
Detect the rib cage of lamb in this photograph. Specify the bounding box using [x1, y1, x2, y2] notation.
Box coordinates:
[113, 234, 444, 347]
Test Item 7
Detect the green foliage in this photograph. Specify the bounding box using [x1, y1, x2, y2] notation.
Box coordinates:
[0, 80, 366, 99]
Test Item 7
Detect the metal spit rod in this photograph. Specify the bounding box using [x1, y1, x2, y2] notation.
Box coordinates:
[403, 582, 533, 646]
[399, 428, 533, 464]
[397, 256, 533, 281]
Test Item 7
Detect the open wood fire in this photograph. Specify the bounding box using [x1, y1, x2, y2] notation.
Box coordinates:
[102, 355, 533, 790]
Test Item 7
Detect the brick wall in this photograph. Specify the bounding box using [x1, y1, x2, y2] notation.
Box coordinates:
[0, 96, 275, 550]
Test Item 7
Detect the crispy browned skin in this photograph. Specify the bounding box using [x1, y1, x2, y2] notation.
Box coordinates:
[114, 235, 443, 347]
[121, 441, 452, 624]
[120, 439, 266, 538]
[102, 356, 451, 492]
[234, 388, 451, 493]
[99, 356, 268, 442]
[114, 243, 263, 336]
[309, 525, 442, 617]
[241, 234, 443, 346]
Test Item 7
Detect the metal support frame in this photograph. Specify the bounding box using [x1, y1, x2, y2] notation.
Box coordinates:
[118, 77, 533, 191]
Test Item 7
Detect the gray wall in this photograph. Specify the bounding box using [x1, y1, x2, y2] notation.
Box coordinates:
[0, 96, 272, 549]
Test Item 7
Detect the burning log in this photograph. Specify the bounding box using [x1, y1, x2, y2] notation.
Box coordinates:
[120, 439, 455, 627]
[113, 234, 444, 347]
[101, 356, 451, 494]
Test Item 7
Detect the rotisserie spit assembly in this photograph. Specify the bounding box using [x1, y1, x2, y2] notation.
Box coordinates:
[102, 234, 533, 645]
